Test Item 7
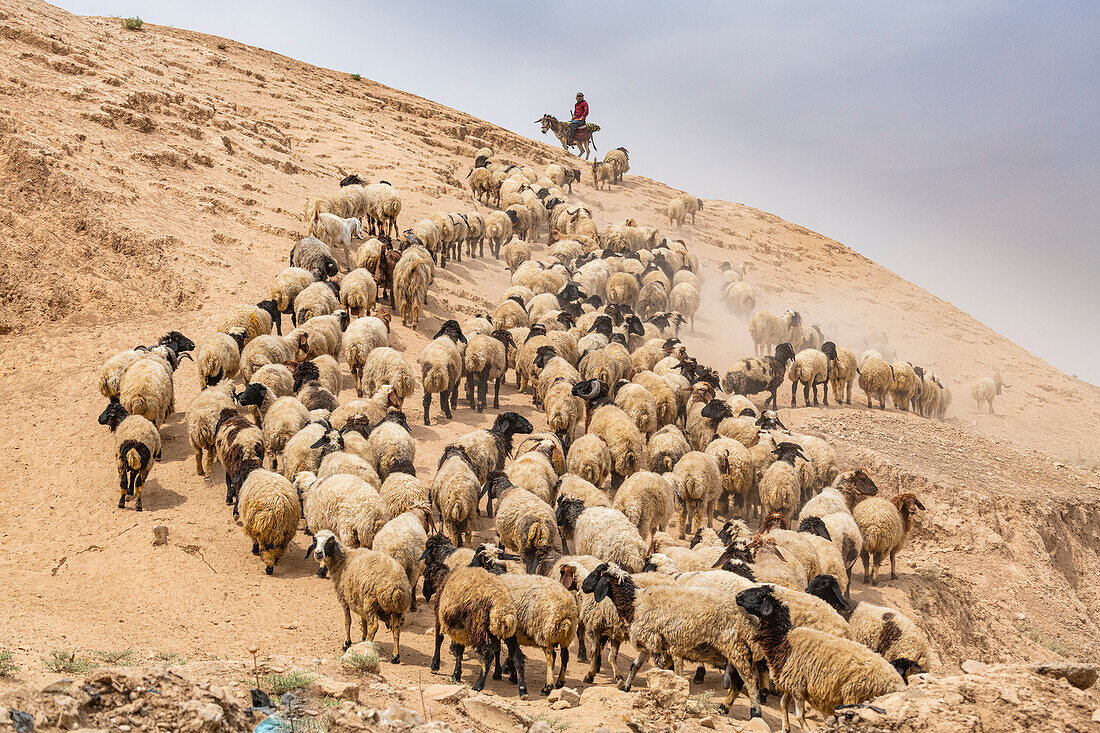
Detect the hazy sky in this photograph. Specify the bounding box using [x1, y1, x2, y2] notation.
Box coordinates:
[56, 1, 1100, 383]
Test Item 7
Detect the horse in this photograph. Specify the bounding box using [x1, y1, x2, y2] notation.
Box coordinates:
[536, 114, 599, 160]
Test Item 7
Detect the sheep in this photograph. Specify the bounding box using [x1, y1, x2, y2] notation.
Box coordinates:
[97, 402, 161, 512]
[469, 166, 494, 205]
[432, 445, 480, 547]
[572, 379, 646, 489]
[308, 530, 410, 661]
[278, 419, 325, 482]
[759, 442, 810, 522]
[555, 473, 611, 510]
[750, 310, 801, 356]
[722, 280, 756, 320]
[334, 476, 390, 550]
[463, 211, 486, 257]
[819, 341, 856, 405]
[484, 211, 513, 259]
[181, 380, 233, 477]
[788, 348, 830, 407]
[672, 451, 723, 538]
[492, 297, 530, 330]
[715, 533, 808, 590]
[99, 348, 145, 404]
[379, 460, 430, 518]
[800, 469, 879, 519]
[971, 373, 1008, 414]
[487, 472, 560, 564]
[369, 410, 415, 480]
[294, 281, 340, 325]
[118, 349, 180, 428]
[806, 575, 930, 674]
[556, 498, 647, 572]
[234, 466, 300, 574]
[858, 356, 894, 409]
[238, 335, 297, 382]
[678, 192, 702, 224]
[338, 268, 378, 319]
[373, 507, 433, 612]
[448, 412, 534, 505]
[853, 493, 925, 585]
[196, 328, 247, 388]
[544, 376, 585, 451]
[464, 329, 514, 412]
[604, 147, 629, 183]
[648, 425, 690, 474]
[666, 198, 686, 229]
[565, 433, 611, 489]
[613, 381, 658, 439]
[364, 181, 402, 239]
[505, 441, 560, 506]
[555, 561, 629, 682]
[779, 430, 836, 494]
[889, 362, 919, 411]
[394, 247, 434, 328]
[501, 238, 531, 272]
[361, 347, 416, 406]
[261, 396, 309, 471]
[613, 471, 674, 541]
[316, 443, 382, 490]
[605, 272, 640, 306]
[669, 282, 701, 332]
[309, 212, 361, 272]
[331, 386, 399, 434]
[633, 370, 681, 429]
[736, 585, 905, 733]
[723, 343, 797, 409]
[587, 565, 762, 717]
[355, 237, 385, 275]
[290, 236, 339, 280]
[492, 558, 579, 695]
[420, 320, 467, 426]
[705, 436, 756, 521]
[430, 563, 527, 695]
[592, 161, 613, 190]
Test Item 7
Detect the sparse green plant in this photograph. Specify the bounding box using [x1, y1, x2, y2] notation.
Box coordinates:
[340, 650, 379, 674]
[94, 649, 135, 666]
[690, 690, 719, 714]
[43, 649, 97, 674]
[350, 73, 361, 81]
[531, 714, 572, 731]
[256, 670, 316, 696]
[122, 16, 143, 30]
[154, 651, 189, 667]
[0, 650, 18, 677]
[319, 696, 341, 710]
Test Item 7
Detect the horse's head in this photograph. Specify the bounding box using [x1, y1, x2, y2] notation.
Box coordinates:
[535, 114, 554, 133]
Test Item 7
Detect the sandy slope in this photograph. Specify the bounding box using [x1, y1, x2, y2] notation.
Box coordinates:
[0, 2, 1098, 729]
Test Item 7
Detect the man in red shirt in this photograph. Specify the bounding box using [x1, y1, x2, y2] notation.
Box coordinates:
[568, 92, 588, 142]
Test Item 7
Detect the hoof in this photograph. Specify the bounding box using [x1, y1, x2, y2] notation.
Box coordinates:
[583, 674, 594, 684]
[554, 681, 564, 689]
[492, 672, 502, 680]
[577, 654, 589, 664]
[618, 683, 631, 692]
[135, 504, 143, 512]
[470, 680, 482, 691]
[343, 640, 352, 652]
[717, 704, 729, 716]
[694, 667, 706, 683]
[265, 566, 274, 575]
[430, 661, 440, 673]
[518, 687, 528, 698]
[117, 499, 126, 509]
[541, 685, 552, 696]
[391, 655, 400, 664]
[749, 706, 762, 719]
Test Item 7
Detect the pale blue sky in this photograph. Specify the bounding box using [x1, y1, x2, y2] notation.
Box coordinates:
[55, 1, 1100, 382]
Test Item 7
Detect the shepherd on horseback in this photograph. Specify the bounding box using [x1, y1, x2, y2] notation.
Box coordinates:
[537, 93, 600, 159]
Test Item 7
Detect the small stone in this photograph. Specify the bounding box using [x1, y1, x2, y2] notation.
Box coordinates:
[1030, 662, 1097, 690]
[550, 700, 571, 710]
[1000, 687, 1020, 705]
[557, 687, 580, 707]
[341, 642, 380, 673]
[312, 677, 359, 701]
[312, 658, 321, 665]
[528, 723, 554, 733]
[1092, 707, 1100, 723]
[943, 692, 965, 707]
[961, 659, 988, 674]
[743, 717, 772, 732]
[378, 702, 422, 727]
[548, 689, 563, 703]
[424, 683, 468, 703]
[152, 526, 169, 545]
[699, 715, 717, 729]
[119, 727, 131, 732]
[643, 669, 689, 712]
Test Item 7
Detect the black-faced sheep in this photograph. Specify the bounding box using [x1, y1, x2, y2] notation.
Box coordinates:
[723, 342, 796, 409]
[852, 493, 925, 585]
[98, 402, 161, 512]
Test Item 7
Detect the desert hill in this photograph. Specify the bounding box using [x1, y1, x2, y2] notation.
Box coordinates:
[0, 2, 1098, 730]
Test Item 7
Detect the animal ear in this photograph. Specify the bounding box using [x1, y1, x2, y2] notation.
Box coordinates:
[772, 545, 787, 563]
[914, 498, 926, 510]
[305, 537, 317, 558]
[760, 595, 775, 616]
[593, 575, 611, 603]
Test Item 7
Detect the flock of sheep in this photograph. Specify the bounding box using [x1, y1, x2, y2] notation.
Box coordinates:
[92, 141, 1008, 732]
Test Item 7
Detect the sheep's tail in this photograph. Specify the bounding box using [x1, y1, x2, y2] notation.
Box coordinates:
[305, 198, 321, 224]
[489, 604, 518, 640]
[450, 504, 465, 522]
[527, 523, 549, 550]
[553, 616, 578, 646]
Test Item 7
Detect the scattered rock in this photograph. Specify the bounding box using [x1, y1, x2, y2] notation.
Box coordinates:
[550, 700, 571, 710]
[424, 684, 469, 703]
[181, 699, 224, 731]
[340, 642, 380, 673]
[641, 669, 689, 713]
[960, 659, 989, 674]
[152, 525, 169, 545]
[378, 702, 422, 727]
[1030, 662, 1097, 690]
[527, 723, 554, 733]
[742, 717, 771, 732]
[699, 715, 717, 729]
[312, 676, 359, 701]
[1092, 707, 1100, 723]
[460, 694, 531, 729]
[547, 687, 580, 708]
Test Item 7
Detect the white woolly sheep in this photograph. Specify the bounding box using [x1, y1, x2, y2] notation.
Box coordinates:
[339, 268, 378, 318]
[788, 348, 830, 407]
[432, 445, 481, 547]
[613, 471, 674, 541]
[373, 507, 433, 612]
[556, 499, 647, 573]
[98, 402, 161, 512]
[368, 411, 415, 480]
[362, 347, 416, 405]
[566, 434, 611, 489]
[889, 362, 919, 411]
[196, 328, 247, 388]
[186, 382, 236, 479]
[971, 373, 1008, 414]
[294, 281, 340, 325]
[858, 356, 894, 409]
[853, 493, 925, 586]
[420, 319, 466, 426]
[235, 466, 300, 574]
[750, 310, 803, 357]
[759, 442, 809, 522]
[667, 198, 686, 229]
[393, 246, 434, 328]
[672, 450, 722, 538]
[261, 396, 309, 472]
[308, 530, 411, 661]
[309, 212, 361, 272]
[464, 329, 514, 412]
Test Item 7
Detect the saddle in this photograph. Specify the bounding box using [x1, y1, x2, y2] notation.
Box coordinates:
[569, 122, 599, 142]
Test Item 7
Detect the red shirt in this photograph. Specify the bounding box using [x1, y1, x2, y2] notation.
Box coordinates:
[573, 100, 588, 121]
